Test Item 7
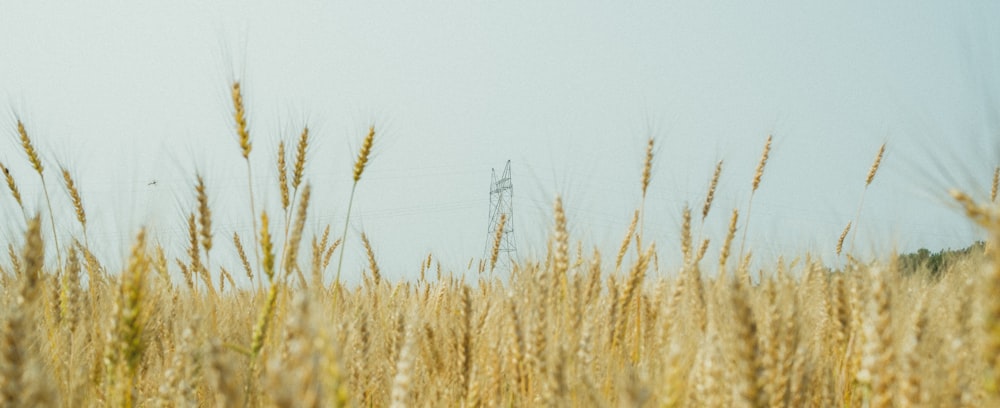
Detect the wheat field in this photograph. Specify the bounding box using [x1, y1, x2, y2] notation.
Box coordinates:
[1, 84, 999, 407]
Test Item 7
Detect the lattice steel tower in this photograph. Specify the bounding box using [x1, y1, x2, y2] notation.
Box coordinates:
[484, 160, 516, 270]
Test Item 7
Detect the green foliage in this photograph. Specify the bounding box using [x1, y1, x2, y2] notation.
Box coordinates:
[898, 241, 986, 277]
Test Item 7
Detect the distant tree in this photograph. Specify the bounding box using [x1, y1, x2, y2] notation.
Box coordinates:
[897, 241, 985, 278]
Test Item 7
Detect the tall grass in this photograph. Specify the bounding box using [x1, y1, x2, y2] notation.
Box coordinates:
[1, 93, 998, 407]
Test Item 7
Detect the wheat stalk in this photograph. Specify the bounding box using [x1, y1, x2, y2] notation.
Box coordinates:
[849, 143, 887, 253]
[739, 135, 771, 260]
[613, 244, 651, 353]
[230, 81, 261, 284]
[249, 210, 279, 396]
[335, 125, 377, 287]
[16, 119, 62, 268]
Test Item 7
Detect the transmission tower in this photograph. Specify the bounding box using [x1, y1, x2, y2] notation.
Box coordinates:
[484, 160, 516, 271]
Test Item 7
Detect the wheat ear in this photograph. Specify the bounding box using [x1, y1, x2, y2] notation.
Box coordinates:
[277, 140, 290, 212]
[702, 160, 723, 221]
[680, 206, 692, 266]
[992, 166, 998, 203]
[232, 82, 251, 159]
[490, 213, 507, 272]
[0, 161, 26, 221]
[616, 210, 639, 271]
[195, 174, 212, 267]
[849, 143, 887, 253]
[353, 125, 375, 183]
[553, 196, 569, 282]
[639, 137, 654, 241]
[858, 268, 894, 408]
[360, 232, 381, 286]
[865, 143, 886, 187]
[283, 183, 311, 285]
[250, 211, 278, 372]
[836, 222, 851, 257]
[739, 134, 771, 260]
[719, 209, 739, 279]
[16, 119, 62, 268]
[233, 232, 253, 283]
[231, 81, 261, 284]
[335, 125, 376, 286]
[59, 167, 88, 247]
[640, 137, 654, 198]
[292, 126, 309, 191]
[109, 228, 148, 408]
[730, 279, 766, 407]
[310, 224, 331, 286]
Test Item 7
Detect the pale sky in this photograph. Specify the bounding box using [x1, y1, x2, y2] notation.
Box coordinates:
[1, 1, 998, 282]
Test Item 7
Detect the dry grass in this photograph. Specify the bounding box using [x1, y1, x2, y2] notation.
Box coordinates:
[1, 111, 999, 408]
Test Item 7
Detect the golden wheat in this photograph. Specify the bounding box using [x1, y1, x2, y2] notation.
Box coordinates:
[866, 142, 887, 187]
[490, 213, 506, 272]
[616, 209, 639, 271]
[0, 161, 25, 218]
[992, 166, 998, 203]
[353, 125, 375, 183]
[702, 160, 723, 221]
[739, 135, 771, 260]
[837, 221, 851, 256]
[277, 141, 290, 212]
[2, 109, 999, 407]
